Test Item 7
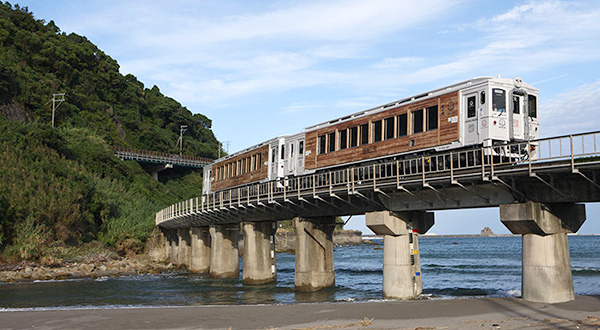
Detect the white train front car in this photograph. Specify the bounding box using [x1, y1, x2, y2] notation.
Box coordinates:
[449, 76, 539, 159]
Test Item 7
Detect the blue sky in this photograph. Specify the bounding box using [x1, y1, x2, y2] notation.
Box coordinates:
[20, 0, 600, 234]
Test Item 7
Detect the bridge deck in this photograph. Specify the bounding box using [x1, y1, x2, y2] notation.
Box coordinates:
[156, 131, 600, 228]
[112, 146, 212, 168]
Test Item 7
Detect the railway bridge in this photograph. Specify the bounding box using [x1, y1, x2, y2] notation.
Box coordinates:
[154, 131, 600, 303]
[112, 146, 212, 179]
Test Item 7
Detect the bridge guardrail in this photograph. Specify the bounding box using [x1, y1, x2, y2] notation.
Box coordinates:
[156, 131, 600, 225]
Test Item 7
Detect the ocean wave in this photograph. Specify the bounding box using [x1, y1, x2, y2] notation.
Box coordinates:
[335, 268, 382, 275]
[572, 267, 600, 276]
[0, 304, 168, 313]
[31, 278, 86, 284]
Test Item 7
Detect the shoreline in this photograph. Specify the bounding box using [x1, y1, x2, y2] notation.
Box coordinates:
[0, 255, 175, 283]
[0, 295, 598, 329]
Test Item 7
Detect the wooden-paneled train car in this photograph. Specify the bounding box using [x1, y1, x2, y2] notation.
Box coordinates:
[202, 76, 539, 194]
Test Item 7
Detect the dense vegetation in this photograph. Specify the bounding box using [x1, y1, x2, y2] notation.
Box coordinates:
[0, 3, 221, 262]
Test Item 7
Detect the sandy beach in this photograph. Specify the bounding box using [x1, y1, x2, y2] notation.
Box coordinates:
[1, 295, 599, 330]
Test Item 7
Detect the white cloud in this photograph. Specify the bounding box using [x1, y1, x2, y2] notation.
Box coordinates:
[371, 57, 424, 69]
[541, 80, 600, 136]
[384, 0, 600, 85]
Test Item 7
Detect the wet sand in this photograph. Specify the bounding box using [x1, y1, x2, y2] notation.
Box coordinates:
[1, 295, 599, 330]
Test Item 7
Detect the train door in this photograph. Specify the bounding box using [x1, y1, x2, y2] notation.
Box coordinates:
[270, 145, 278, 180]
[277, 138, 285, 179]
[297, 138, 305, 175]
[287, 141, 296, 174]
[463, 92, 479, 145]
[510, 93, 525, 140]
[526, 94, 539, 140]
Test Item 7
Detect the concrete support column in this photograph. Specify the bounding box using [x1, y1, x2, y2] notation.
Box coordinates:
[155, 228, 173, 263]
[177, 228, 192, 269]
[293, 217, 335, 292]
[522, 233, 573, 303]
[168, 230, 179, 265]
[500, 202, 586, 303]
[189, 227, 211, 273]
[242, 221, 277, 285]
[209, 224, 240, 278]
[366, 211, 433, 299]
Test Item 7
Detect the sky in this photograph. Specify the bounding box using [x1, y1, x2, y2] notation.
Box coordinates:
[19, 0, 600, 234]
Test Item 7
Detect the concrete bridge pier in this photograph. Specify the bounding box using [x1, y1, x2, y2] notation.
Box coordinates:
[143, 163, 173, 181]
[500, 202, 586, 304]
[177, 228, 192, 269]
[189, 227, 211, 273]
[366, 211, 434, 299]
[242, 221, 277, 285]
[209, 224, 240, 278]
[293, 217, 336, 292]
[155, 228, 174, 263]
[167, 229, 179, 265]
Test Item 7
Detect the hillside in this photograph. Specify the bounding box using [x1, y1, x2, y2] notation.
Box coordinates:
[0, 2, 219, 157]
[0, 3, 220, 262]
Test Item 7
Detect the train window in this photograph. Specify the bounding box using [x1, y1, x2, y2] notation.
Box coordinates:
[492, 89, 506, 113]
[372, 120, 382, 142]
[251, 155, 256, 171]
[328, 132, 336, 153]
[426, 105, 438, 130]
[528, 95, 537, 118]
[299, 141, 304, 154]
[318, 135, 326, 154]
[480, 91, 486, 104]
[237, 160, 241, 176]
[272, 147, 277, 162]
[512, 96, 520, 114]
[257, 153, 262, 169]
[242, 158, 246, 174]
[349, 127, 358, 147]
[384, 117, 394, 140]
[412, 109, 424, 134]
[360, 124, 369, 145]
[339, 129, 347, 150]
[467, 96, 476, 118]
[281, 145, 285, 160]
[397, 113, 407, 137]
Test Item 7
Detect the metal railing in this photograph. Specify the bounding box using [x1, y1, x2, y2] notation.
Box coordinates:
[156, 131, 600, 225]
[112, 146, 213, 168]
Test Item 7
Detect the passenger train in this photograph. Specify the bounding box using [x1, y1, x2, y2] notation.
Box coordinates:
[202, 76, 539, 194]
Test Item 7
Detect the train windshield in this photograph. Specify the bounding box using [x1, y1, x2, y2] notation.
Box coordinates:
[492, 89, 506, 113]
[528, 95, 537, 118]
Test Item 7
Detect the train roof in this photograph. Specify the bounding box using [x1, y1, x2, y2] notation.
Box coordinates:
[304, 76, 537, 132]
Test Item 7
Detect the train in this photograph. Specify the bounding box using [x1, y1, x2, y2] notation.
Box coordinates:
[202, 76, 539, 195]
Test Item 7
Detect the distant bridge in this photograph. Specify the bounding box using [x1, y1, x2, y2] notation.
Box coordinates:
[112, 146, 213, 179]
[112, 146, 213, 168]
[153, 131, 600, 304]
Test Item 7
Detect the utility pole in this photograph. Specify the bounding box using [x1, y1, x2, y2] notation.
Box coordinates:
[50, 93, 65, 128]
[177, 125, 188, 156]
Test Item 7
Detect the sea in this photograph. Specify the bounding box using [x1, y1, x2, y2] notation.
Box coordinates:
[0, 235, 598, 311]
